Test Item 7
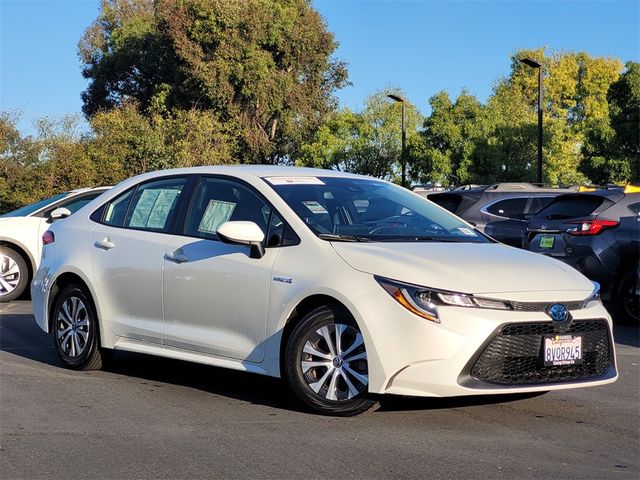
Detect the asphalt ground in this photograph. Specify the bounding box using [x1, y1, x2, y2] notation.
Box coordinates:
[1, 300, 639, 480]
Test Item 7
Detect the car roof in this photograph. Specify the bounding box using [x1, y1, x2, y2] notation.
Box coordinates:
[67, 186, 112, 194]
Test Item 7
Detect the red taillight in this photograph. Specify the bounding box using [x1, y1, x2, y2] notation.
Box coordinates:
[566, 219, 619, 236]
[42, 231, 55, 245]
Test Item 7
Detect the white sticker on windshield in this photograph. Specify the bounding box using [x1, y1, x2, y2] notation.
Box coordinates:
[265, 177, 325, 185]
[303, 201, 328, 214]
[458, 227, 477, 236]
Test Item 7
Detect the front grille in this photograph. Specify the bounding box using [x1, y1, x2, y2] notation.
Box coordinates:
[470, 320, 611, 386]
[510, 300, 585, 312]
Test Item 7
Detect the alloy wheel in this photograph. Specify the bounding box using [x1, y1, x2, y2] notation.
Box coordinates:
[56, 296, 90, 358]
[0, 254, 21, 297]
[300, 323, 368, 401]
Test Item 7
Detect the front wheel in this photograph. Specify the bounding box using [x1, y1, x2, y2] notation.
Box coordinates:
[284, 305, 376, 416]
[52, 285, 104, 370]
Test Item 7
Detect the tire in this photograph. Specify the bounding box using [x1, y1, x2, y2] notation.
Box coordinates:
[0, 246, 29, 303]
[284, 305, 376, 416]
[52, 284, 104, 370]
[616, 267, 639, 326]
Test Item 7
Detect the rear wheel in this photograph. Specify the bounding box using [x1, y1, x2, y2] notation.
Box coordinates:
[52, 285, 104, 370]
[284, 305, 376, 416]
[617, 267, 639, 326]
[0, 247, 28, 302]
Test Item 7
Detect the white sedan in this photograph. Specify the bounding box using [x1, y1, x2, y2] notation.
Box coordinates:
[31, 167, 616, 415]
[0, 187, 109, 302]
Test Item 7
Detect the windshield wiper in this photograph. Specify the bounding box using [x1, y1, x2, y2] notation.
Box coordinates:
[317, 233, 373, 242]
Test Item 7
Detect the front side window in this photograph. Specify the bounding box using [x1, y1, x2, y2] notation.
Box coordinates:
[266, 176, 488, 243]
[185, 178, 271, 240]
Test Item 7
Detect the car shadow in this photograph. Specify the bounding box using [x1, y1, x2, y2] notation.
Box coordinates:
[2, 305, 636, 415]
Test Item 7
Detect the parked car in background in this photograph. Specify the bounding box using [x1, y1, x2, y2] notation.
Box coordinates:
[31, 166, 615, 416]
[524, 187, 640, 325]
[422, 183, 580, 247]
[0, 187, 110, 302]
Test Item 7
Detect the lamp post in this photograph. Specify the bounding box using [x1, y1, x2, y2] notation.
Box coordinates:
[519, 58, 543, 185]
[387, 94, 407, 187]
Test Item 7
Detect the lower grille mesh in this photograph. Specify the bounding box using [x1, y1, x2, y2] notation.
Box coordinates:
[470, 320, 612, 386]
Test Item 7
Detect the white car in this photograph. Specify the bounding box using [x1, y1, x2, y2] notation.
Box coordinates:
[0, 187, 109, 302]
[31, 167, 616, 415]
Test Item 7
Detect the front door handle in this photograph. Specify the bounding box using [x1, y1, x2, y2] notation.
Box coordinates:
[164, 251, 189, 264]
[94, 238, 115, 250]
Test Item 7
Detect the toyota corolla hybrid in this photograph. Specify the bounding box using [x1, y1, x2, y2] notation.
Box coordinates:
[31, 166, 616, 415]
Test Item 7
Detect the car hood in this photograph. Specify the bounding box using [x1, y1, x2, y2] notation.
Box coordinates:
[331, 241, 594, 300]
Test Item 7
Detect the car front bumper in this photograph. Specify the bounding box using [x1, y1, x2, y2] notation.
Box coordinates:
[354, 286, 617, 397]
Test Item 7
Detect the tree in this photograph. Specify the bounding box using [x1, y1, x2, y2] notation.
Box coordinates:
[80, 0, 348, 163]
[88, 102, 233, 185]
[581, 62, 639, 184]
[410, 90, 484, 185]
[298, 89, 423, 181]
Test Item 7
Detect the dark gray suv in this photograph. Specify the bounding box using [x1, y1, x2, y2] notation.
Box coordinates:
[524, 188, 640, 325]
[423, 183, 578, 247]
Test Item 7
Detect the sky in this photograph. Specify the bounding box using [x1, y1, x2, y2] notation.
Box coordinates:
[1, 0, 639, 136]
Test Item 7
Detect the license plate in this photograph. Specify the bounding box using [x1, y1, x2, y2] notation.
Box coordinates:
[539, 235, 555, 249]
[543, 334, 582, 366]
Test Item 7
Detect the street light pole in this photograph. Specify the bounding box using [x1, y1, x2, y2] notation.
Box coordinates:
[387, 94, 407, 187]
[520, 58, 543, 185]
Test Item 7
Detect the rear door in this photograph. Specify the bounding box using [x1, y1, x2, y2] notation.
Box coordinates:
[90, 177, 189, 343]
[481, 196, 529, 246]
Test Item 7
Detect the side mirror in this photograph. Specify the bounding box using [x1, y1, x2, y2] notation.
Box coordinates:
[49, 207, 71, 222]
[217, 221, 266, 259]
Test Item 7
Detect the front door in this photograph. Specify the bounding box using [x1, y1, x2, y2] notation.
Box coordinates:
[162, 177, 279, 362]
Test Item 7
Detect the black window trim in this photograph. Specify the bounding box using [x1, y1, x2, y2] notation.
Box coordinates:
[90, 173, 300, 248]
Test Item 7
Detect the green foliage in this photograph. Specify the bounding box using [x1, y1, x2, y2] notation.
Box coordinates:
[581, 62, 640, 184]
[80, 0, 347, 163]
[297, 89, 422, 182]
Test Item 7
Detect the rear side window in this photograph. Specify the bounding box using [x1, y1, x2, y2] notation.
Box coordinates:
[102, 178, 186, 232]
[536, 195, 606, 220]
[125, 179, 186, 231]
[485, 197, 528, 219]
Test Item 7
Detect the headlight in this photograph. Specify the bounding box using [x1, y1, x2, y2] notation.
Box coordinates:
[375, 276, 512, 323]
[583, 281, 601, 308]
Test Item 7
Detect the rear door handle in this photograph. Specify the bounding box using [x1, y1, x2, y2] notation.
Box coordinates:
[164, 251, 189, 264]
[94, 238, 115, 250]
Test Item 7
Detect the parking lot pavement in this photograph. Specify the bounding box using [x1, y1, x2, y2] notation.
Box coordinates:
[1, 301, 638, 480]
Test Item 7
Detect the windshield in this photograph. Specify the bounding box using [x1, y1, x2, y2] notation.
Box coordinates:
[0, 193, 69, 218]
[266, 176, 488, 243]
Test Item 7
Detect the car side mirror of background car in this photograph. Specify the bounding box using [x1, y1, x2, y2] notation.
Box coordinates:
[49, 207, 71, 222]
[217, 221, 266, 259]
